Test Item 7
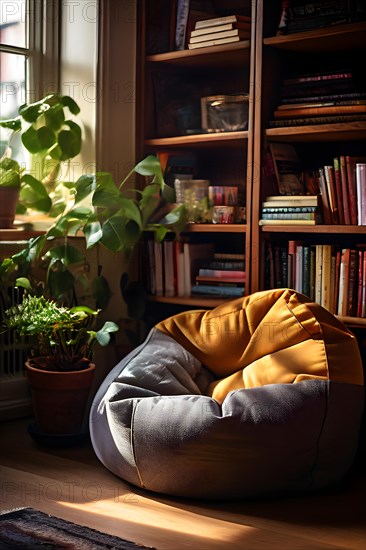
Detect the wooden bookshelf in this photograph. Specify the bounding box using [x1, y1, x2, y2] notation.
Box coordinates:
[252, 1, 366, 326]
[136, 0, 255, 319]
[136, 0, 366, 328]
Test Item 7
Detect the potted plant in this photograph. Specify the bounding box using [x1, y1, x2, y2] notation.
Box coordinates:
[0, 156, 22, 228]
[1, 278, 119, 438]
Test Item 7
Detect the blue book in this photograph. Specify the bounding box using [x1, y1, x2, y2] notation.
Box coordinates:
[191, 284, 245, 297]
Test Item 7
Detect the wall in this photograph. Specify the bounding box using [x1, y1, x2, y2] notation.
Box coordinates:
[61, 0, 138, 372]
[60, 0, 98, 179]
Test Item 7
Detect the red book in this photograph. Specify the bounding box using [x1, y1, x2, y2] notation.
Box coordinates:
[345, 156, 366, 224]
[333, 157, 345, 225]
[334, 248, 341, 314]
[362, 251, 366, 318]
[339, 155, 351, 225]
[337, 248, 350, 316]
[324, 165, 339, 224]
[283, 72, 353, 86]
[287, 240, 298, 289]
[357, 250, 364, 318]
[317, 167, 332, 224]
[356, 163, 366, 225]
[347, 249, 358, 317]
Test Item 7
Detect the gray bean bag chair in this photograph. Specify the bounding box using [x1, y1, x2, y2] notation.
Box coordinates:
[89, 288, 364, 500]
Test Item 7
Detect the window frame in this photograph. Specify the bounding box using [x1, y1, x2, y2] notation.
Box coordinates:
[0, 0, 61, 104]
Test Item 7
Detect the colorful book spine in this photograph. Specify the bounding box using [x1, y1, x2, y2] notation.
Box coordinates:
[191, 284, 244, 297]
[198, 269, 245, 279]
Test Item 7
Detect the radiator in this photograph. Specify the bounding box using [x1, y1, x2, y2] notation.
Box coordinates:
[0, 241, 33, 420]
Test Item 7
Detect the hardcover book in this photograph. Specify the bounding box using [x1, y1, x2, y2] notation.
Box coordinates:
[195, 14, 251, 29]
[268, 143, 304, 195]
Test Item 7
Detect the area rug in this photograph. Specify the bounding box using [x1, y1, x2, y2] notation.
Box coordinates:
[0, 507, 155, 549]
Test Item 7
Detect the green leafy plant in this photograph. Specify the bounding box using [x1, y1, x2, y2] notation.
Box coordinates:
[0, 94, 189, 348]
[0, 93, 82, 216]
[0, 154, 187, 307]
[1, 278, 119, 372]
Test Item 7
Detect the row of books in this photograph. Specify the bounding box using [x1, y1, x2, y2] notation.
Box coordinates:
[187, 14, 251, 50]
[264, 143, 366, 225]
[316, 157, 366, 225]
[276, 1, 366, 36]
[265, 241, 366, 318]
[270, 68, 366, 128]
[145, 240, 245, 298]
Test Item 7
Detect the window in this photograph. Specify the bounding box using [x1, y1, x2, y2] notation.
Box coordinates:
[0, 0, 60, 160]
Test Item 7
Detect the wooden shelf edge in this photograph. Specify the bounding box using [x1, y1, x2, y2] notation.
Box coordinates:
[146, 41, 251, 63]
[260, 225, 366, 234]
[147, 295, 232, 308]
[336, 315, 366, 328]
[145, 131, 249, 148]
[263, 21, 366, 48]
[266, 122, 366, 142]
[183, 223, 247, 233]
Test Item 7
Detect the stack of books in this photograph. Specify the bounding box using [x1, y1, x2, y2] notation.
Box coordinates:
[259, 195, 322, 226]
[270, 69, 366, 128]
[187, 14, 251, 50]
[191, 253, 246, 297]
[276, 1, 366, 36]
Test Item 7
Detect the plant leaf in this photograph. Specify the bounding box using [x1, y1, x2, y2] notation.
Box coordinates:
[60, 95, 81, 115]
[84, 220, 103, 248]
[44, 104, 65, 131]
[57, 127, 81, 160]
[134, 154, 164, 187]
[74, 174, 96, 203]
[47, 268, 75, 297]
[0, 118, 22, 131]
[95, 321, 119, 346]
[92, 275, 112, 309]
[20, 174, 52, 212]
[44, 243, 85, 266]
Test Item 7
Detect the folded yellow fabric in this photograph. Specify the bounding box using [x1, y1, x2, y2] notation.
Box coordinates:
[156, 288, 363, 403]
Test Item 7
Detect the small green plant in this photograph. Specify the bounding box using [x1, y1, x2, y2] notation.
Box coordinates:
[0, 157, 22, 188]
[1, 278, 119, 372]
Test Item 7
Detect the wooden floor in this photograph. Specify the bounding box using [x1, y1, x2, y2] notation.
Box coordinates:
[0, 417, 365, 550]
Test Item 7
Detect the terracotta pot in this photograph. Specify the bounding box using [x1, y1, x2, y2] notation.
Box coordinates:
[25, 360, 96, 435]
[0, 187, 19, 228]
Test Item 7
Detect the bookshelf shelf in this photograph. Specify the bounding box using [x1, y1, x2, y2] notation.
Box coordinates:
[336, 315, 366, 328]
[266, 123, 366, 142]
[263, 22, 366, 52]
[261, 225, 366, 234]
[183, 224, 247, 233]
[147, 295, 228, 308]
[146, 41, 251, 67]
[144, 131, 249, 148]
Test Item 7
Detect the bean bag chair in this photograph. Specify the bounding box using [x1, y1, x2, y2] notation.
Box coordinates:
[89, 288, 364, 500]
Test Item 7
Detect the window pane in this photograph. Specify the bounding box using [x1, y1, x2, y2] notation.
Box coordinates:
[0, 51, 26, 160]
[0, 0, 27, 49]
